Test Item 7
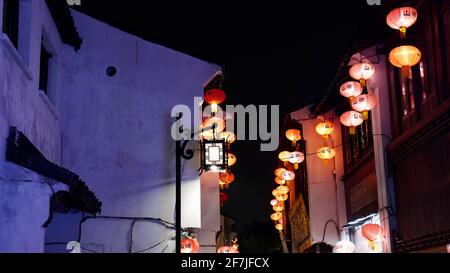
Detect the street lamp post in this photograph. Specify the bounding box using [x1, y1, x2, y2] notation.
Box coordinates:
[175, 114, 194, 254]
[174, 113, 224, 253]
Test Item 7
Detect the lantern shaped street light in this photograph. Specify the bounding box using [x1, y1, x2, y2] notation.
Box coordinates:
[288, 151, 305, 170]
[340, 81, 363, 103]
[227, 153, 237, 167]
[349, 63, 375, 88]
[278, 151, 291, 167]
[361, 224, 385, 251]
[389, 45, 422, 78]
[273, 202, 285, 212]
[275, 193, 289, 202]
[285, 129, 302, 147]
[217, 246, 238, 254]
[333, 241, 356, 253]
[204, 89, 226, 113]
[275, 223, 284, 231]
[219, 171, 235, 185]
[277, 185, 290, 195]
[352, 94, 377, 120]
[270, 199, 279, 206]
[317, 147, 336, 161]
[201, 139, 228, 172]
[274, 168, 287, 178]
[271, 212, 283, 222]
[275, 177, 286, 185]
[386, 7, 418, 39]
[340, 111, 364, 135]
[281, 170, 296, 181]
[273, 189, 289, 202]
[181, 236, 200, 254]
[316, 121, 335, 140]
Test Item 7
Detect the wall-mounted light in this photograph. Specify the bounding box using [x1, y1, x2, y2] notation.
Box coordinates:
[201, 139, 228, 172]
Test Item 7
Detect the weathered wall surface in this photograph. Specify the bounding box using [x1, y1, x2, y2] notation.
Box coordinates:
[0, 0, 67, 252]
[45, 11, 220, 253]
[290, 108, 347, 246]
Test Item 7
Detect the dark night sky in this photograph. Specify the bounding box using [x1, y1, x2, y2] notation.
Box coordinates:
[76, 1, 372, 228]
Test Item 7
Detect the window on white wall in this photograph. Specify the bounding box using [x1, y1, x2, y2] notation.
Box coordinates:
[2, 0, 20, 48]
[39, 37, 52, 94]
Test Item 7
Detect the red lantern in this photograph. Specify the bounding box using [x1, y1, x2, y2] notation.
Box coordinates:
[219, 172, 235, 185]
[217, 246, 238, 253]
[362, 224, 384, 242]
[340, 111, 364, 135]
[220, 192, 229, 204]
[205, 89, 226, 113]
[181, 237, 200, 253]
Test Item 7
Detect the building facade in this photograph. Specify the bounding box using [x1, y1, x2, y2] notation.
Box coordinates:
[1, 0, 221, 253]
[283, 0, 450, 253]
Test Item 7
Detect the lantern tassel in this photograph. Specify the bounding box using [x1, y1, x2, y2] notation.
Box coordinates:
[400, 26, 407, 39]
[294, 163, 299, 170]
[350, 126, 356, 135]
[360, 79, 366, 88]
[349, 96, 355, 105]
[363, 111, 369, 120]
[402, 66, 412, 78]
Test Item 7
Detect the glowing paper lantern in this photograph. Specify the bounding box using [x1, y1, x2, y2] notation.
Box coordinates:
[270, 199, 279, 206]
[274, 168, 287, 177]
[317, 147, 336, 161]
[273, 202, 285, 212]
[362, 224, 384, 252]
[272, 189, 289, 202]
[228, 153, 237, 167]
[285, 129, 302, 146]
[220, 192, 229, 205]
[204, 89, 226, 113]
[181, 237, 200, 253]
[275, 223, 284, 231]
[349, 63, 375, 87]
[278, 151, 291, 162]
[288, 151, 305, 170]
[340, 81, 363, 102]
[386, 7, 418, 39]
[333, 241, 356, 253]
[352, 94, 377, 120]
[276, 193, 288, 202]
[271, 212, 282, 221]
[277, 185, 290, 195]
[340, 111, 364, 135]
[217, 246, 238, 253]
[389, 45, 422, 77]
[281, 170, 295, 181]
[275, 177, 286, 185]
[220, 131, 236, 144]
[316, 122, 335, 139]
[219, 172, 235, 185]
[362, 224, 384, 242]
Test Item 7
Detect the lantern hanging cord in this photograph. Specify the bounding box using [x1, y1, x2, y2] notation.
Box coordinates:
[321, 219, 341, 243]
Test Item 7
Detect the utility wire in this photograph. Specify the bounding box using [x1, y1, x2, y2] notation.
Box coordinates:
[133, 233, 176, 253]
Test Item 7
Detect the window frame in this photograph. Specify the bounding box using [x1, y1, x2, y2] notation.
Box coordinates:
[2, 0, 20, 48]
